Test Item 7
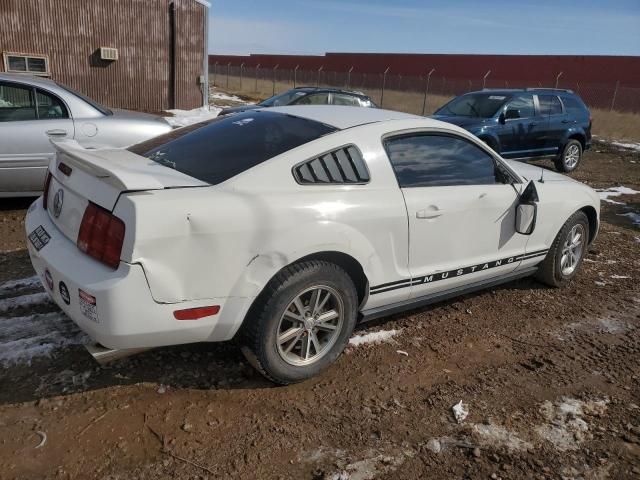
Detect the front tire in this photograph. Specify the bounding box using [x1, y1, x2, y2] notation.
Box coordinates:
[536, 211, 589, 287]
[555, 139, 582, 173]
[241, 261, 358, 384]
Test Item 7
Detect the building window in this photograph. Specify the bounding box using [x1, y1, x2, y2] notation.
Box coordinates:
[3, 53, 50, 76]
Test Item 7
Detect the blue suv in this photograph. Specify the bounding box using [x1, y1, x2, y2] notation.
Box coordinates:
[432, 89, 592, 172]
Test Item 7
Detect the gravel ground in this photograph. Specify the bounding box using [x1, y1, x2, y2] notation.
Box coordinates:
[0, 144, 638, 479]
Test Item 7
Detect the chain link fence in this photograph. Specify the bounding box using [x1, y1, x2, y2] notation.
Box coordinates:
[210, 64, 640, 115]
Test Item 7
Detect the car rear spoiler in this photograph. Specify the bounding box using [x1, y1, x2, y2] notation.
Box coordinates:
[51, 140, 208, 192]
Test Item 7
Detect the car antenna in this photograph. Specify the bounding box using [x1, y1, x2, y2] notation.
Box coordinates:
[539, 168, 545, 183]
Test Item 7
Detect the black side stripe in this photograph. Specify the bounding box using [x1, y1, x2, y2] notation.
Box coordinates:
[370, 249, 548, 295]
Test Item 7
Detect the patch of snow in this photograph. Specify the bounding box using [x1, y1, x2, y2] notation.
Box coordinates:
[472, 423, 533, 452]
[610, 274, 631, 279]
[349, 329, 400, 346]
[0, 312, 88, 366]
[610, 141, 640, 152]
[0, 292, 52, 313]
[0, 275, 42, 293]
[452, 400, 469, 423]
[164, 106, 221, 128]
[596, 186, 640, 204]
[535, 397, 608, 451]
[594, 281, 606, 286]
[596, 318, 630, 334]
[209, 92, 246, 103]
[619, 211, 640, 226]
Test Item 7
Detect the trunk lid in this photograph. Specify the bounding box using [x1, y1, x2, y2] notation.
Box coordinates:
[46, 140, 207, 243]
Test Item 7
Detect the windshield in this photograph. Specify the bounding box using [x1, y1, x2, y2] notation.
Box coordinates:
[55, 82, 113, 115]
[128, 110, 337, 185]
[259, 89, 309, 107]
[436, 93, 511, 118]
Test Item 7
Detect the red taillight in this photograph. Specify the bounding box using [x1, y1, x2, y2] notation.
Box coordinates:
[77, 202, 125, 269]
[173, 306, 220, 320]
[42, 172, 52, 209]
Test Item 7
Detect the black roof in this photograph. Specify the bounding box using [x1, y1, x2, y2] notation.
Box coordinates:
[291, 86, 371, 98]
[476, 88, 575, 95]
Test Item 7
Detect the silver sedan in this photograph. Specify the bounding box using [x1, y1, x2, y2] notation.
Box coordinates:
[0, 73, 172, 197]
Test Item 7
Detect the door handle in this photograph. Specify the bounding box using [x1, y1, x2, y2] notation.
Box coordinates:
[529, 122, 538, 127]
[46, 129, 68, 137]
[561, 119, 571, 124]
[416, 207, 445, 219]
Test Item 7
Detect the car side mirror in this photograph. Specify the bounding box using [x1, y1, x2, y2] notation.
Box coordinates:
[515, 180, 539, 235]
[505, 109, 520, 120]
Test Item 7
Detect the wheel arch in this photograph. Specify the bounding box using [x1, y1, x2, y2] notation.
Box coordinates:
[579, 205, 599, 244]
[566, 132, 586, 150]
[233, 251, 370, 340]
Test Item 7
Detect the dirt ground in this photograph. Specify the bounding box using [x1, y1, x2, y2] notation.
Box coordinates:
[0, 144, 639, 479]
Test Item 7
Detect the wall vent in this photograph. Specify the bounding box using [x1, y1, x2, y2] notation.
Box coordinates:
[99, 47, 119, 61]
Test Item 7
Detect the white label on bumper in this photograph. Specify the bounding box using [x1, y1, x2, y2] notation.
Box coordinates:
[79, 290, 98, 323]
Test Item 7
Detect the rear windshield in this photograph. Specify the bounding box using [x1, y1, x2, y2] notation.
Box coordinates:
[128, 110, 337, 185]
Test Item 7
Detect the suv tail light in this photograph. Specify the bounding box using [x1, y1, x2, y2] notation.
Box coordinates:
[77, 202, 125, 269]
[42, 172, 52, 209]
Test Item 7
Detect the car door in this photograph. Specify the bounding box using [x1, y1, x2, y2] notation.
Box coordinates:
[383, 132, 529, 299]
[0, 81, 74, 195]
[537, 94, 567, 155]
[496, 94, 546, 158]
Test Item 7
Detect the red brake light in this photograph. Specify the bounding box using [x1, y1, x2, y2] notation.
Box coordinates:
[173, 306, 221, 320]
[42, 172, 52, 209]
[77, 202, 125, 269]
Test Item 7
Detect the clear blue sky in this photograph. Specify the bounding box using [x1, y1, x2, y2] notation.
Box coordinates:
[209, 0, 640, 56]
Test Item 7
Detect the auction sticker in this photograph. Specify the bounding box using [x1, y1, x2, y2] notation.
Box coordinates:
[79, 289, 99, 323]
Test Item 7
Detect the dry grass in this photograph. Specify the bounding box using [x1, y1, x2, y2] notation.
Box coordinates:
[213, 75, 640, 143]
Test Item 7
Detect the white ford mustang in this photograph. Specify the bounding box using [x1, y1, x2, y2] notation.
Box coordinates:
[25, 106, 600, 384]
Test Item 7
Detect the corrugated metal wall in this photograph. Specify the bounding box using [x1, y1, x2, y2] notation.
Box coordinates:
[0, 0, 206, 112]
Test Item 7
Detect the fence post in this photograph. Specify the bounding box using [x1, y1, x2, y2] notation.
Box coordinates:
[254, 64, 260, 92]
[610, 80, 619, 111]
[421, 68, 435, 116]
[347, 66, 353, 89]
[482, 70, 491, 88]
[316, 65, 324, 88]
[272, 64, 279, 96]
[294, 65, 299, 88]
[380, 66, 390, 107]
[226, 62, 231, 89]
[555, 71, 563, 89]
[212, 61, 218, 86]
[239, 62, 244, 91]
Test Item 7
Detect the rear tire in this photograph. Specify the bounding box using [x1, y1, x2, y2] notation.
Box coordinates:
[240, 261, 358, 385]
[536, 211, 589, 287]
[554, 139, 582, 173]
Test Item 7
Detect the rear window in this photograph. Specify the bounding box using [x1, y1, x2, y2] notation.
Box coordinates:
[561, 95, 589, 116]
[128, 111, 337, 185]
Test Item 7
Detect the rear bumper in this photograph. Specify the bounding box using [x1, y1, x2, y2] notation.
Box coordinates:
[25, 200, 234, 350]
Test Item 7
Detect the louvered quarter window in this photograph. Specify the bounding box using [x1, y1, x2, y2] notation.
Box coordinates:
[293, 145, 370, 185]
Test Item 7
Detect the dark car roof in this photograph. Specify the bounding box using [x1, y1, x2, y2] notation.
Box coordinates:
[468, 88, 577, 96]
[290, 86, 372, 99]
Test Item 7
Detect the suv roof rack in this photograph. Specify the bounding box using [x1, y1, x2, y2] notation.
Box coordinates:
[525, 87, 574, 93]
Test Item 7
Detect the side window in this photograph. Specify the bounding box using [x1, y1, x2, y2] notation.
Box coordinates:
[561, 96, 588, 116]
[504, 94, 534, 119]
[296, 93, 330, 105]
[332, 93, 361, 106]
[384, 134, 499, 188]
[538, 95, 563, 116]
[293, 145, 369, 184]
[0, 82, 37, 122]
[36, 89, 68, 119]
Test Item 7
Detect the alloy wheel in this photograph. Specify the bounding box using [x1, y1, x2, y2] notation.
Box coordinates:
[276, 285, 344, 366]
[560, 224, 585, 275]
[564, 144, 580, 169]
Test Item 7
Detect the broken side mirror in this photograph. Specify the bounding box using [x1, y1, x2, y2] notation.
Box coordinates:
[516, 180, 539, 235]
